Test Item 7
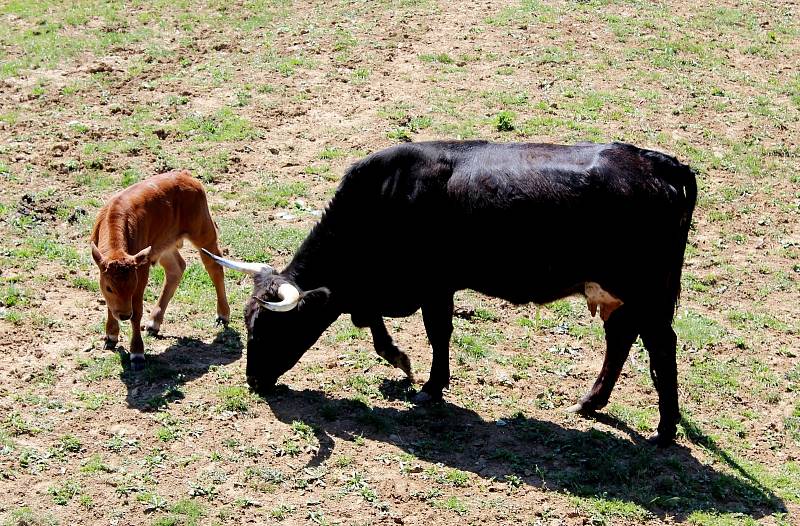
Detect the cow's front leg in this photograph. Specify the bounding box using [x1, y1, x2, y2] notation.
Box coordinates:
[104, 307, 120, 350]
[568, 305, 637, 414]
[370, 319, 413, 381]
[415, 295, 454, 403]
[640, 322, 680, 447]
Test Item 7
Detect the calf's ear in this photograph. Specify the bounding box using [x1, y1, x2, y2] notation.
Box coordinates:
[91, 243, 104, 267]
[133, 246, 152, 267]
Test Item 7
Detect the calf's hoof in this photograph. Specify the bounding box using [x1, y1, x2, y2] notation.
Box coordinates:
[103, 337, 118, 350]
[216, 316, 229, 327]
[130, 354, 146, 372]
[143, 320, 160, 336]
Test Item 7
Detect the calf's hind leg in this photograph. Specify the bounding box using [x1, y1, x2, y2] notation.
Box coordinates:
[144, 249, 186, 335]
[568, 305, 638, 414]
[197, 240, 230, 325]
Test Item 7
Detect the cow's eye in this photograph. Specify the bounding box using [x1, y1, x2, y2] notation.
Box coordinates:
[106, 286, 113, 293]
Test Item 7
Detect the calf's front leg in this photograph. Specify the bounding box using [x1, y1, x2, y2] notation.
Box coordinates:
[104, 307, 120, 350]
[129, 266, 149, 371]
[414, 295, 454, 404]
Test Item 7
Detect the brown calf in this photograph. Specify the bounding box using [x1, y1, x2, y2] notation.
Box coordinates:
[91, 170, 230, 369]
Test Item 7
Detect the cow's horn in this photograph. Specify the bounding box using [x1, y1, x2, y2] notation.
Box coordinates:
[201, 248, 272, 276]
[253, 283, 301, 312]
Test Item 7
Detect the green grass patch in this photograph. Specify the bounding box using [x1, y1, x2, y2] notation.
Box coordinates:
[674, 310, 726, 349]
[177, 108, 260, 142]
[217, 385, 254, 413]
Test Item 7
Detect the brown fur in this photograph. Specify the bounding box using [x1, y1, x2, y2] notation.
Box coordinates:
[91, 170, 230, 364]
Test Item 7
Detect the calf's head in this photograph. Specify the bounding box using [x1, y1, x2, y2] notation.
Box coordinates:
[92, 244, 151, 321]
[201, 250, 336, 392]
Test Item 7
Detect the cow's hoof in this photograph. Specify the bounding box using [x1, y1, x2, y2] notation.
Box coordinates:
[566, 401, 598, 415]
[130, 355, 146, 372]
[216, 316, 229, 327]
[647, 431, 675, 448]
[412, 391, 433, 404]
[412, 387, 443, 405]
[566, 402, 589, 414]
[103, 338, 118, 350]
[396, 353, 414, 382]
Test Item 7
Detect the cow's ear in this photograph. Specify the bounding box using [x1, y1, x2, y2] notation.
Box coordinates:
[91, 243, 104, 267]
[133, 246, 152, 267]
[299, 287, 330, 310]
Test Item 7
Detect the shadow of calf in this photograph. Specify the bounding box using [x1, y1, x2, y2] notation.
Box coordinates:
[118, 327, 243, 410]
[263, 383, 786, 522]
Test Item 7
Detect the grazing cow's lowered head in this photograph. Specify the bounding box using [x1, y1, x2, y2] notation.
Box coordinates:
[201, 251, 334, 392]
[91, 244, 152, 321]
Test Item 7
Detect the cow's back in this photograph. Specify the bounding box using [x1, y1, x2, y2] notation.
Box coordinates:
[332, 141, 691, 307]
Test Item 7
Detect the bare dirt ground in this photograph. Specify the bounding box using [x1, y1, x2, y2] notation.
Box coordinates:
[0, 1, 798, 525]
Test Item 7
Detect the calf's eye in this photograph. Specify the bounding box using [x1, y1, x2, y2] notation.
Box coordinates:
[106, 286, 113, 293]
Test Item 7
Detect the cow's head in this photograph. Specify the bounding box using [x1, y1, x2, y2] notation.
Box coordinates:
[201, 250, 336, 393]
[92, 243, 151, 321]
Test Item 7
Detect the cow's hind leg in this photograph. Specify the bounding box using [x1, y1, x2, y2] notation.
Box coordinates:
[568, 305, 638, 414]
[415, 294, 454, 404]
[640, 320, 680, 447]
[197, 240, 230, 326]
[370, 319, 414, 381]
[144, 249, 186, 335]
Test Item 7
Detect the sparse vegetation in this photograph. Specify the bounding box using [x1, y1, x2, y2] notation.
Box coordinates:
[0, 0, 796, 525]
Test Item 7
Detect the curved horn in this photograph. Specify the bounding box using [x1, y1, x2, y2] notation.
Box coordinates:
[253, 283, 301, 312]
[201, 248, 272, 276]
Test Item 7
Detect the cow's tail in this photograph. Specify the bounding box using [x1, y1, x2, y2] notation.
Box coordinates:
[644, 149, 698, 317]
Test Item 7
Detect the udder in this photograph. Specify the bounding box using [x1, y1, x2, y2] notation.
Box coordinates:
[584, 282, 623, 321]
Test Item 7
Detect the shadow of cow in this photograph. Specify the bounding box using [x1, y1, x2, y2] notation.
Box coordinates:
[262, 384, 786, 522]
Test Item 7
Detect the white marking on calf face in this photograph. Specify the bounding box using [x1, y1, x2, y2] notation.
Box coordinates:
[584, 282, 623, 321]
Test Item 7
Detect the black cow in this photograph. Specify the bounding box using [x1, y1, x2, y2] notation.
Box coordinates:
[205, 140, 697, 446]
